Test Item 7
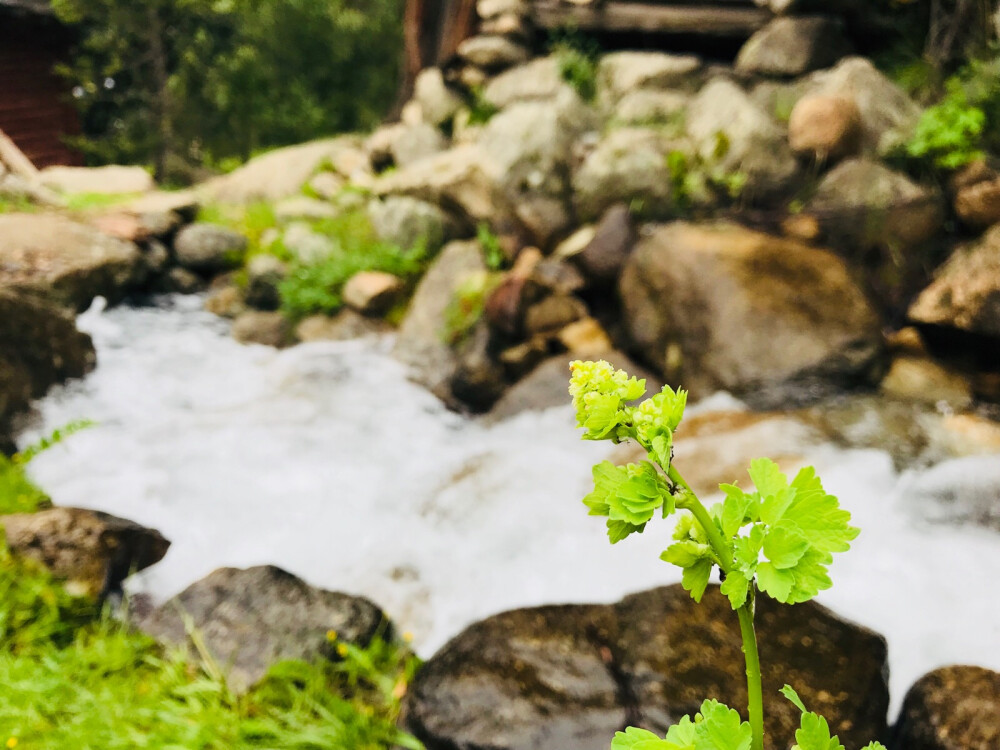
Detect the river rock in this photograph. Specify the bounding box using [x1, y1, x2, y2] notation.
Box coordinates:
[572, 204, 636, 284]
[457, 35, 529, 70]
[573, 128, 680, 222]
[231, 311, 295, 348]
[174, 223, 248, 274]
[531, 257, 586, 297]
[788, 94, 863, 162]
[0, 212, 145, 310]
[342, 271, 405, 315]
[880, 355, 972, 409]
[204, 284, 246, 318]
[273, 196, 339, 222]
[687, 79, 799, 201]
[2, 508, 169, 598]
[282, 222, 336, 263]
[295, 310, 391, 342]
[38, 164, 156, 195]
[367, 196, 456, 254]
[557, 317, 613, 355]
[951, 160, 1000, 228]
[414, 68, 463, 127]
[405, 585, 888, 750]
[391, 123, 448, 169]
[243, 255, 286, 311]
[597, 52, 702, 104]
[394, 240, 488, 405]
[477, 0, 527, 19]
[805, 158, 943, 251]
[0, 290, 95, 443]
[614, 90, 689, 126]
[619, 222, 885, 406]
[524, 294, 587, 336]
[448, 320, 507, 412]
[483, 57, 566, 110]
[908, 225, 1000, 338]
[735, 16, 850, 77]
[134, 565, 388, 692]
[894, 666, 1000, 750]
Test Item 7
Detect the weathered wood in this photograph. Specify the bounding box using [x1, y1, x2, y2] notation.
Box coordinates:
[531, 1, 772, 37]
[0, 130, 39, 178]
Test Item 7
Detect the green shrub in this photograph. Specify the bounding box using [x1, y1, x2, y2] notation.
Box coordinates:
[555, 44, 598, 102]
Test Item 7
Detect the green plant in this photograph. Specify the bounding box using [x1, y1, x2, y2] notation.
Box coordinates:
[568, 360, 887, 750]
[554, 43, 598, 102]
[476, 222, 507, 271]
[0, 421, 93, 515]
[441, 270, 500, 347]
[467, 86, 499, 126]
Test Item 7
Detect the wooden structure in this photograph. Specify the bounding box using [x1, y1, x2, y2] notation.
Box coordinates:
[531, 1, 770, 38]
[0, 1, 80, 168]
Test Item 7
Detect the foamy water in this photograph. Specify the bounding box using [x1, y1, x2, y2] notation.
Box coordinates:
[22, 296, 1000, 717]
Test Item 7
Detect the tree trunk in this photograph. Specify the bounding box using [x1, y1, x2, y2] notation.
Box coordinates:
[146, 4, 172, 180]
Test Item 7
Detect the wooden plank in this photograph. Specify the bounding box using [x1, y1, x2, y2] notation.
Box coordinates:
[0, 128, 39, 178]
[531, 1, 771, 37]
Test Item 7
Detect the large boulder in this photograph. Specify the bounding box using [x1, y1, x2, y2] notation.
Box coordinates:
[405, 585, 889, 750]
[735, 16, 851, 77]
[788, 94, 863, 163]
[390, 123, 448, 169]
[38, 164, 156, 195]
[686, 79, 799, 201]
[173, 223, 248, 274]
[596, 52, 702, 105]
[231, 311, 295, 348]
[619, 222, 885, 405]
[0, 290, 94, 445]
[414, 68, 464, 127]
[908, 225, 1000, 338]
[483, 56, 566, 110]
[394, 240, 489, 405]
[457, 35, 529, 70]
[894, 666, 1000, 750]
[367, 196, 457, 254]
[572, 203, 637, 285]
[134, 565, 388, 691]
[572, 128, 680, 222]
[2, 508, 169, 598]
[0, 213, 145, 310]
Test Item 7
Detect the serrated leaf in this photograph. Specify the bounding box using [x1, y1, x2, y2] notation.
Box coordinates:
[582, 392, 624, 439]
[681, 559, 713, 602]
[608, 519, 646, 544]
[756, 561, 794, 602]
[733, 525, 765, 574]
[748, 458, 787, 498]
[760, 486, 796, 526]
[719, 486, 753, 538]
[793, 713, 844, 750]
[859, 744, 888, 750]
[664, 716, 698, 749]
[720, 572, 750, 609]
[762, 524, 809, 570]
[651, 434, 673, 470]
[784, 548, 834, 604]
[661, 540, 711, 568]
[784, 467, 860, 555]
[612, 726, 672, 750]
[694, 699, 752, 750]
[780, 684, 807, 714]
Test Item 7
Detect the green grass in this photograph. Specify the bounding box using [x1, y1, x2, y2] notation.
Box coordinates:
[63, 192, 144, 212]
[0, 195, 37, 214]
[197, 202, 282, 257]
[0, 422, 93, 515]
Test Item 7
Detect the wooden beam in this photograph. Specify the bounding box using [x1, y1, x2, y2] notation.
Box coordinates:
[531, 1, 772, 37]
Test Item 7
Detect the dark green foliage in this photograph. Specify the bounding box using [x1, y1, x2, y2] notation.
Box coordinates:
[51, 0, 404, 180]
[550, 30, 600, 102]
[476, 223, 507, 271]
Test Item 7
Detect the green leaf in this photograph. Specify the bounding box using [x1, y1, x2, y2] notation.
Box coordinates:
[859, 744, 888, 750]
[608, 520, 646, 544]
[582, 461, 625, 517]
[784, 467, 860, 555]
[694, 699, 752, 750]
[783, 548, 834, 604]
[748, 458, 787, 499]
[651, 434, 673, 470]
[762, 525, 809, 570]
[718, 486, 752, 538]
[681, 559, 713, 602]
[582, 392, 625, 439]
[664, 716, 698, 749]
[733, 526, 765, 574]
[661, 540, 711, 568]
[780, 684, 807, 714]
[612, 726, 672, 750]
[756, 562, 794, 602]
[606, 463, 671, 526]
[792, 713, 844, 750]
[720, 573, 749, 609]
[760, 486, 796, 527]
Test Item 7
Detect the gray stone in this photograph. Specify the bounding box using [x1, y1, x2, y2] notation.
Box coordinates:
[894, 666, 1000, 750]
[614, 90, 689, 126]
[282, 222, 336, 264]
[405, 585, 889, 750]
[245, 254, 287, 311]
[273, 196, 339, 222]
[597, 52, 702, 104]
[414, 68, 464, 127]
[3, 508, 169, 599]
[391, 123, 448, 169]
[573, 203, 637, 284]
[447, 321, 507, 412]
[483, 57, 566, 110]
[457, 35, 529, 70]
[573, 129, 679, 221]
[174, 224, 247, 274]
[788, 94, 863, 162]
[687, 79, 800, 200]
[342, 271, 405, 315]
[231, 311, 295, 348]
[0, 212, 145, 310]
[367, 196, 456, 254]
[620, 221, 885, 406]
[134, 565, 388, 692]
[736, 16, 851, 77]
[295, 310, 392, 342]
[38, 164, 156, 195]
[477, 0, 527, 19]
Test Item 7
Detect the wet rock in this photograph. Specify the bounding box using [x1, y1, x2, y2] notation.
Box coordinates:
[38, 164, 156, 195]
[2, 508, 169, 598]
[158, 267, 205, 295]
[457, 35, 529, 70]
[597, 52, 702, 104]
[134, 565, 388, 692]
[573, 129, 679, 222]
[687, 79, 799, 201]
[483, 57, 566, 110]
[951, 161, 1000, 229]
[806, 158, 943, 252]
[788, 95, 863, 162]
[880, 355, 972, 410]
[894, 666, 1000, 750]
[619, 222, 885, 406]
[414, 68, 463, 127]
[231, 311, 295, 348]
[909, 225, 1000, 338]
[295, 310, 391, 342]
[368, 196, 456, 254]
[244, 254, 286, 312]
[405, 585, 888, 750]
[735, 16, 850, 77]
[572, 204, 636, 285]
[342, 271, 405, 315]
[394, 240, 488, 404]
[174, 224, 247, 274]
[0, 212, 145, 310]
[204, 284, 247, 319]
[530, 258, 586, 297]
[557, 317, 613, 355]
[524, 295, 587, 336]
[0, 290, 95, 441]
[485, 275, 531, 338]
[448, 321, 507, 412]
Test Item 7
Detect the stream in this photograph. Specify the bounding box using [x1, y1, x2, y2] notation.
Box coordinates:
[21, 294, 1000, 716]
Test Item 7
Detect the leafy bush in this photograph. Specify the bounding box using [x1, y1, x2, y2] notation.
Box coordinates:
[555, 44, 598, 102]
[569, 361, 886, 750]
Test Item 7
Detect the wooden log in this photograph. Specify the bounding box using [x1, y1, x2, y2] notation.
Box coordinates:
[531, 1, 772, 37]
[0, 128, 39, 179]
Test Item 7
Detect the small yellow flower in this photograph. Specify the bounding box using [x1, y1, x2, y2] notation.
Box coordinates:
[7, 737, 18, 749]
[336, 643, 349, 657]
[325, 629, 338, 642]
[402, 631, 414, 644]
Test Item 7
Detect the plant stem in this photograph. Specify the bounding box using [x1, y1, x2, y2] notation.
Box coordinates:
[667, 463, 765, 750]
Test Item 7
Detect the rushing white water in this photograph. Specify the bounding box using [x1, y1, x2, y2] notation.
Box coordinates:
[22, 296, 1000, 717]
